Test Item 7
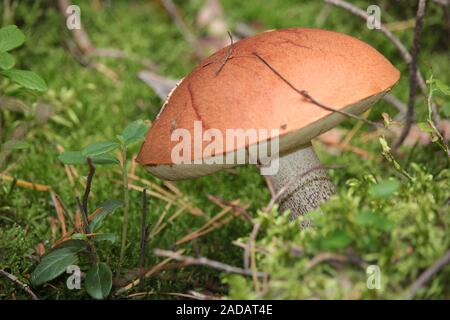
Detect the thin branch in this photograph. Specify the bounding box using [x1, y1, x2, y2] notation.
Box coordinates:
[252, 52, 381, 128]
[154, 249, 267, 277]
[161, 0, 203, 60]
[82, 157, 95, 217]
[0, 269, 39, 300]
[57, 0, 95, 55]
[383, 93, 408, 117]
[244, 222, 262, 293]
[305, 252, 366, 270]
[324, 0, 424, 86]
[139, 189, 149, 291]
[93, 48, 157, 70]
[394, 0, 428, 149]
[215, 31, 234, 76]
[244, 222, 260, 270]
[75, 158, 98, 264]
[115, 250, 185, 295]
[207, 194, 253, 221]
[408, 249, 450, 299]
[324, 0, 440, 125]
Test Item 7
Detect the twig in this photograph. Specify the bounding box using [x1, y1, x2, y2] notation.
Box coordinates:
[175, 202, 239, 245]
[53, 193, 76, 229]
[115, 250, 185, 295]
[325, 0, 440, 124]
[244, 222, 260, 270]
[0, 174, 51, 192]
[0, 269, 39, 300]
[154, 249, 267, 277]
[139, 189, 149, 291]
[383, 93, 408, 117]
[76, 196, 98, 264]
[82, 158, 96, 216]
[252, 52, 381, 128]
[93, 48, 157, 70]
[324, 0, 423, 86]
[394, 0, 428, 149]
[247, 222, 261, 293]
[119, 145, 130, 271]
[207, 195, 253, 221]
[161, 0, 203, 59]
[305, 252, 366, 270]
[408, 249, 450, 299]
[76, 158, 98, 264]
[57, 0, 95, 55]
[215, 31, 234, 76]
[50, 192, 68, 237]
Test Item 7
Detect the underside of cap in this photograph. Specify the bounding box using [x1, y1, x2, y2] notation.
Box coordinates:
[137, 28, 400, 179]
[143, 91, 385, 180]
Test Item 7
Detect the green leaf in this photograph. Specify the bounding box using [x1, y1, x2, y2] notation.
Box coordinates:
[0, 52, 15, 70]
[85, 262, 112, 300]
[370, 179, 400, 198]
[92, 233, 117, 243]
[58, 151, 120, 165]
[71, 233, 89, 241]
[356, 210, 393, 231]
[0, 25, 25, 53]
[417, 122, 433, 133]
[435, 79, 450, 96]
[118, 120, 148, 146]
[82, 141, 119, 157]
[319, 230, 352, 250]
[2, 139, 30, 150]
[30, 242, 85, 286]
[58, 151, 86, 165]
[89, 199, 123, 232]
[1, 69, 47, 91]
[58, 151, 119, 166]
[91, 154, 120, 165]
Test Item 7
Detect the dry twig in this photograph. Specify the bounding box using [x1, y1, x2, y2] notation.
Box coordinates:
[0, 269, 39, 300]
[161, 0, 203, 59]
[115, 250, 185, 295]
[139, 189, 150, 291]
[324, 0, 440, 132]
[394, 0, 428, 148]
[252, 52, 381, 128]
[154, 249, 267, 277]
[407, 249, 450, 299]
[305, 252, 366, 270]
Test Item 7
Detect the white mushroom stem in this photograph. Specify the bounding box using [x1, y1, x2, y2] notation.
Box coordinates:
[270, 144, 336, 223]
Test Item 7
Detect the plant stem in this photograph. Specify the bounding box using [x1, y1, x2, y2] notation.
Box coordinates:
[119, 144, 129, 271]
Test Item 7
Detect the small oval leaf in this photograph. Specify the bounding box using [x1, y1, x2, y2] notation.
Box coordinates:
[85, 262, 112, 300]
[31, 243, 85, 286]
[0, 52, 15, 70]
[0, 25, 25, 53]
[82, 141, 119, 157]
[89, 199, 123, 232]
[58, 151, 86, 165]
[1, 69, 47, 91]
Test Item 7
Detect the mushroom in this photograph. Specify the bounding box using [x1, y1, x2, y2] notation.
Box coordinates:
[137, 28, 399, 221]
